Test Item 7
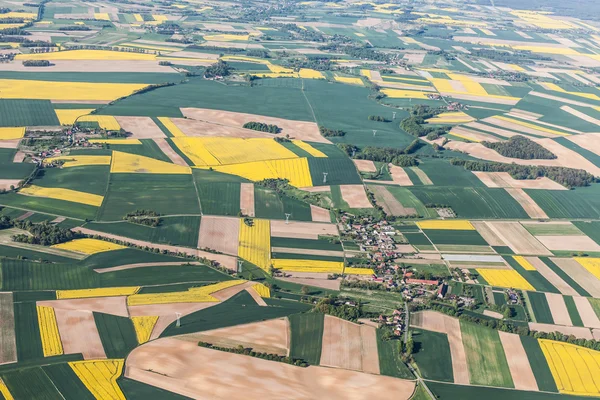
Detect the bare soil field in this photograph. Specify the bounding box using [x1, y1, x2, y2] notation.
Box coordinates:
[0, 179, 20, 191]
[170, 118, 277, 139]
[14, 211, 33, 221]
[472, 221, 507, 246]
[442, 93, 518, 105]
[197, 216, 240, 256]
[168, 51, 220, 59]
[38, 296, 129, 317]
[277, 275, 341, 291]
[410, 167, 433, 185]
[245, 287, 268, 306]
[175, 318, 289, 355]
[536, 235, 600, 252]
[114, 117, 165, 139]
[472, 172, 566, 190]
[505, 188, 549, 219]
[12, 151, 25, 163]
[0, 60, 176, 72]
[301, 186, 330, 193]
[240, 183, 255, 217]
[353, 159, 376, 172]
[55, 309, 106, 359]
[319, 315, 379, 374]
[125, 338, 415, 400]
[388, 164, 413, 185]
[483, 310, 503, 319]
[410, 310, 469, 384]
[528, 323, 593, 340]
[370, 185, 415, 216]
[573, 296, 600, 329]
[0, 139, 20, 149]
[200, 41, 265, 49]
[498, 331, 538, 391]
[545, 293, 572, 326]
[529, 91, 597, 108]
[561, 106, 600, 127]
[0, 293, 16, 365]
[484, 222, 552, 255]
[181, 108, 329, 144]
[340, 185, 372, 208]
[310, 205, 330, 222]
[403, 53, 426, 64]
[271, 247, 344, 258]
[552, 258, 600, 298]
[566, 133, 600, 157]
[94, 261, 201, 274]
[270, 220, 338, 240]
[153, 138, 188, 166]
[451, 127, 499, 142]
[526, 257, 578, 296]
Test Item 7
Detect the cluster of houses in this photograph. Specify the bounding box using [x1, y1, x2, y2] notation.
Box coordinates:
[378, 309, 406, 336]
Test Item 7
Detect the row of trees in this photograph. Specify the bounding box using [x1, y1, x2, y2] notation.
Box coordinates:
[197, 342, 309, 367]
[123, 209, 162, 227]
[482, 135, 557, 160]
[242, 122, 281, 133]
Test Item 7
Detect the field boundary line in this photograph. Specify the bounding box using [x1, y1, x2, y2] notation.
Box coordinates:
[300, 79, 318, 123]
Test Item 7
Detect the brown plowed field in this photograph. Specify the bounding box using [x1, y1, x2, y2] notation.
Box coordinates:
[38, 296, 129, 317]
[552, 258, 600, 297]
[310, 205, 330, 222]
[505, 188, 548, 219]
[483, 222, 551, 255]
[340, 185, 373, 208]
[55, 309, 106, 359]
[114, 116, 165, 139]
[353, 159, 376, 172]
[197, 216, 240, 256]
[545, 293, 572, 326]
[528, 323, 593, 340]
[573, 296, 600, 329]
[270, 220, 338, 240]
[370, 185, 415, 216]
[497, 331, 539, 391]
[240, 183, 255, 217]
[153, 138, 188, 166]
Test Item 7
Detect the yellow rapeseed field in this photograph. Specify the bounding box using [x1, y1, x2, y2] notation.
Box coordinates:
[0, 127, 25, 140]
[133, 14, 144, 22]
[56, 286, 140, 299]
[43, 155, 111, 168]
[19, 185, 104, 207]
[110, 151, 192, 174]
[345, 267, 376, 275]
[52, 238, 127, 255]
[511, 11, 576, 30]
[252, 283, 271, 298]
[55, 109, 95, 125]
[450, 131, 481, 142]
[152, 14, 168, 22]
[268, 64, 295, 74]
[541, 82, 600, 101]
[16, 49, 157, 61]
[157, 117, 186, 137]
[476, 268, 535, 291]
[127, 280, 246, 305]
[37, 305, 63, 357]
[416, 220, 475, 230]
[0, 79, 147, 101]
[539, 339, 600, 396]
[213, 158, 313, 187]
[574, 258, 600, 280]
[513, 256, 537, 271]
[381, 89, 429, 99]
[360, 69, 371, 78]
[494, 115, 571, 136]
[334, 75, 364, 85]
[292, 140, 327, 157]
[272, 259, 345, 273]
[88, 139, 142, 145]
[79, 115, 121, 130]
[69, 359, 125, 400]
[94, 13, 110, 20]
[0, 12, 36, 19]
[426, 112, 475, 124]
[298, 68, 324, 79]
[238, 219, 271, 271]
[203, 34, 249, 41]
[0, 378, 13, 400]
[131, 316, 159, 344]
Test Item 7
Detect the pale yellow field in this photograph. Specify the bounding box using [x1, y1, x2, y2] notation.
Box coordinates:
[55, 109, 95, 125]
[110, 151, 192, 174]
[52, 238, 127, 255]
[477, 268, 535, 291]
[345, 267, 376, 275]
[381, 89, 429, 99]
[212, 158, 313, 187]
[132, 316, 159, 344]
[0, 12, 36, 19]
[574, 258, 600, 280]
[0, 79, 146, 101]
[541, 82, 600, 101]
[69, 360, 125, 400]
[272, 259, 344, 273]
[238, 218, 271, 272]
[334, 75, 364, 85]
[127, 280, 246, 306]
[0, 127, 25, 140]
[133, 13, 144, 22]
[94, 13, 110, 20]
[157, 117, 186, 137]
[0, 379, 12, 400]
[426, 112, 474, 124]
[514, 256, 537, 271]
[16, 49, 157, 61]
[19, 185, 104, 207]
[88, 139, 142, 145]
[37, 305, 63, 357]
[299, 68, 324, 79]
[152, 14, 168, 22]
[121, 42, 178, 52]
[511, 10, 576, 30]
[79, 115, 121, 130]
[450, 132, 481, 142]
[539, 339, 600, 396]
[268, 64, 295, 74]
[417, 220, 474, 230]
[252, 283, 271, 298]
[57, 286, 140, 299]
[203, 34, 249, 41]
[292, 140, 327, 157]
[494, 115, 570, 136]
[44, 155, 111, 168]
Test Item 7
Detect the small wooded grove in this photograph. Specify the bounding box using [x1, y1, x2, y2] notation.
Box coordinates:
[482, 135, 557, 160]
[243, 121, 281, 133]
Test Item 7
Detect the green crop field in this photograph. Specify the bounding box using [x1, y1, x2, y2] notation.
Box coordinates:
[13, 302, 43, 362]
[427, 381, 586, 400]
[271, 237, 342, 251]
[118, 377, 192, 399]
[573, 221, 600, 245]
[0, 192, 100, 220]
[197, 182, 241, 216]
[33, 166, 110, 196]
[411, 328, 454, 382]
[525, 186, 600, 219]
[522, 222, 584, 236]
[105, 140, 173, 163]
[376, 329, 414, 379]
[0, 71, 182, 84]
[94, 312, 138, 358]
[526, 292, 554, 324]
[505, 257, 559, 293]
[1, 259, 96, 291]
[43, 363, 96, 400]
[423, 229, 488, 245]
[308, 158, 362, 186]
[254, 186, 312, 221]
[403, 232, 434, 251]
[288, 312, 324, 365]
[539, 258, 590, 297]
[564, 296, 584, 327]
[1, 367, 65, 399]
[385, 186, 436, 218]
[99, 265, 232, 288]
[460, 321, 514, 388]
[0, 99, 59, 127]
[520, 336, 558, 392]
[0, 149, 34, 180]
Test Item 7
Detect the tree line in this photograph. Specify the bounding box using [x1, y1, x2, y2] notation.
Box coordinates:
[243, 122, 281, 133]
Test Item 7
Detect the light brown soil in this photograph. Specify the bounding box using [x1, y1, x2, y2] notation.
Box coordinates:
[526, 257, 578, 296]
[560, 106, 600, 126]
[15, 211, 33, 221]
[529, 91, 597, 108]
[472, 221, 507, 246]
[175, 318, 288, 355]
[566, 133, 600, 157]
[353, 159, 377, 172]
[441, 93, 518, 105]
[240, 183, 255, 217]
[180, 108, 329, 144]
[0, 139, 20, 149]
[536, 235, 600, 251]
[245, 287, 268, 306]
[211, 281, 255, 302]
[573, 296, 600, 329]
[465, 122, 520, 138]
[50, 216, 65, 224]
[301, 186, 330, 193]
[370, 185, 415, 216]
[451, 127, 500, 142]
[505, 188, 549, 219]
[152, 138, 188, 166]
[72, 227, 237, 270]
[0, 60, 176, 73]
[360, 325, 380, 375]
[197, 216, 240, 256]
[403, 53, 426, 64]
[484, 117, 557, 138]
[55, 309, 106, 359]
[552, 258, 600, 297]
[388, 164, 413, 185]
[114, 117, 166, 139]
[409, 310, 469, 384]
[310, 205, 330, 222]
[484, 222, 552, 255]
[483, 310, 503, 319]
[0, 293, 16, 365]
[340, 185, 372, 209]
[94, 261, 201, 274]
[38, 296, 129, 317]
[12, 151, 25, 163]
[169, 118, 275, 139]
[167, 50, 220, 59]
[270, 220, 338, 240]
[472, 172, 566, 190]
[496, 331, 538, 391]
[528, 323, 593, 340]
[125, 338, 415, 400]
[277, 275, 341, 291]
[545, 293, 572, 326]
[409, 167, 433, 185]
[271, 247, 344, 258]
